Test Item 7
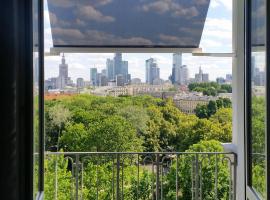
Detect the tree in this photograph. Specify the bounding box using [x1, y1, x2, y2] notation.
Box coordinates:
[44, 154, 72, 200]
[195, 104, 208, 119]
[207, 100, 217, 116]
[88, 116, 143, 152]
[46, 104, 71, 151]
[163, 140, 231, 200]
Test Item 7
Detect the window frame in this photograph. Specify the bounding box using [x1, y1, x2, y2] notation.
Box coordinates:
[245, 0, 270, 199]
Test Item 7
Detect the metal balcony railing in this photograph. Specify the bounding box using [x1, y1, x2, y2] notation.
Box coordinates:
[44, 152, 236, 200]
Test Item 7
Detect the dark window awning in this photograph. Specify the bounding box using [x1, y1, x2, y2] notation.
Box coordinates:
[47, 0, 210, 53]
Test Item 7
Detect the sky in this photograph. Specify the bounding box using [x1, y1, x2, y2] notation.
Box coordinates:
[44, 0, 233, 82]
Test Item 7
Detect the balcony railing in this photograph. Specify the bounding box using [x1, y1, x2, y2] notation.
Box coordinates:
[45, 152, 236, 200]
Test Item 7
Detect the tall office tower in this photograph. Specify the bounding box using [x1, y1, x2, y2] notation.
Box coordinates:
[145, 58, 160, 84]
[195, 67, 209, 83]
[58, 54, 69, 89]
[180, 65, 189, 85]
[90, 68, 97, 86]
[226, 74, 233, 82]
[114, 53, 122, 76]
[122, 60, 129, 82]
[116, 74, 125, 86]
[96, 73, 102, 86]
[100, 75, 108, 86]
[101, 69, 107, 76]
[172, 53, 182, 84]
[106, 59, 114, 80]
[76, 78, 84, 88]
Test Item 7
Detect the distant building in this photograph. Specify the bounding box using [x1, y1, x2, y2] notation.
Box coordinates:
[58, 54, 69, 89]
[172, 53, 189, 85]
[126, 74, 131, 84]
[153, 78, 164, 85]
[106, 59, 114, 81]
[216, 77, 226, 84]
[114, 53, 122, 77]
[226, 74, 232, 82]
[45, 77, 58, 90]
[131, 78, 142, 85]
[100, 75, 108, 86]
[145, 58, 160, 84]
[76, 78, 84, 88]
[173, 93, 217, 114]
[101, 69, 107, 76]
[195, 67, 209, 83]
[90, 68, 97, 86]
[253, 67, 266, 86]
[96, 73, 102, 86]
[116, 74, 125, 86]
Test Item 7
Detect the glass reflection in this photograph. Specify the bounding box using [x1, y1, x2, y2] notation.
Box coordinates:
[250, 0, 266, 198]
[33, 0, 40, 198]
[47, 0, 210, 47]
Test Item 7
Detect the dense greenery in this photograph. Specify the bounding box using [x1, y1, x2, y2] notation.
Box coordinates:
[251, 96, 266, 198]
[44, 94, 233, 199]
[195, 98, 232, 119]
[45, 95, 232, 152]
[188, 82, 232, 96]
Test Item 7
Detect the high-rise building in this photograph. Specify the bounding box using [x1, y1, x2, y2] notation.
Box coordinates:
[216, 77, 226, 84]
[90, 68, 97, 86]
[110, 53, 129, 84]
[106, 59, 114, 80]
[76, 78, 84, 88]
[101, 69, 107, 76]
[122, 60, 129, 82]
[114, 53, 122, 76]
[100, 75, 108, 86]
[116, 74, 125, 86]
[58, 54, 69, 89]
[145, 58, 160, 84]
[180, 65, 189, 85]
[172, 53, 189, 85]
[226, 74, 233, 82]
[195, 67, 209, 83]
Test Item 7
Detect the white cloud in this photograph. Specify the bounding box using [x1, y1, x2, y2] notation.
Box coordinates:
[210, 0, 232, 11]
[140, 0, 199, 18]
[77, 6, 115, 23]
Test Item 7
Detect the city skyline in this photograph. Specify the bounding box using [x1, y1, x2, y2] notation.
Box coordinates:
[45, 53, 233, 91]
[44, 0, 233, 82]
[45, 53, 232, 83]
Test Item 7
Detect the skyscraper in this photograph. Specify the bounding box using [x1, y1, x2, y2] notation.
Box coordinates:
[172, 53, 189, 85]
[106, 59, 114, 81]
[58, 54, 69, 89]
[195, 67, 209, 83]
[76, 78, 84, 88]
[145, 58, 160, 84]
[114, 53, 122, 76]
[90, 68, 97, 86]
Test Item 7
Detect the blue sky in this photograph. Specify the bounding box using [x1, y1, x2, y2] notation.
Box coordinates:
[44, 0, 233, 82]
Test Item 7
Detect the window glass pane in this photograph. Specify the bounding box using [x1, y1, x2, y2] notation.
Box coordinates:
[250, 0, 266, 198]
[33, 0, 40, 197]
[47, 0, 210, 48]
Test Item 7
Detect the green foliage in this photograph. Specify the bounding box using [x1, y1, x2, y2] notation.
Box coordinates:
[188, 82, 232, 96]
[45, 94, 232, 153]
[45, 104, 71, 150]
[163, 140, 231, 200]
[44, 154, 72, 200]
[250, 96, 266, 198]
[195, 98, 232, 119]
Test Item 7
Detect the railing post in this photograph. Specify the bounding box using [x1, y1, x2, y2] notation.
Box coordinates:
[194, 154, 199, 200]
[54, 157, 58, 200]
[116, 154, 120, 200]
[156, 153, 160, 200]
[75, 154, 79, 200]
